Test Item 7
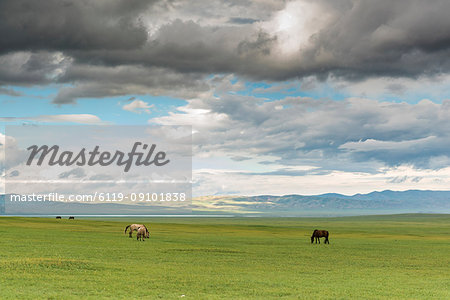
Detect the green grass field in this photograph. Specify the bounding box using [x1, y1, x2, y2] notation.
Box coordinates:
[0, 214, 449, 299]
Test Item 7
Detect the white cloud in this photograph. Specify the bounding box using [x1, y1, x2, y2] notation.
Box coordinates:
[0, 133, 24, 176]
[262, 0, 334, 55]
[154, 93, 450, 169]
[34, 114, 105, 124]
[192, 166, 450, 196]
[328, 73, 450, 101]
[122, 99, 154, 114]
[339, 136, 438, 152]
[149, 86, 450, 196]
[0, 133, 5, 167]
[0, 114, 106, 124]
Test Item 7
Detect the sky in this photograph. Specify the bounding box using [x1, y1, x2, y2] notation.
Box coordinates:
[1, 0, 450, 196]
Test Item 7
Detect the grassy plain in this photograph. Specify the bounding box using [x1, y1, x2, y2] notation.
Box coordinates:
[0, 214, 449, 299]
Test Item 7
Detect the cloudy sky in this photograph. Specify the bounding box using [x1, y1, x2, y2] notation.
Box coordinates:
[1, 0, 450, 196]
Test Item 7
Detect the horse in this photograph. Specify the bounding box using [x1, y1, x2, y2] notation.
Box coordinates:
[311, 229, 330, 244]
[136, 226, 150, 241]
[69, 216, 75, 220]
[125, 224, 149, 238]
[56, 216, 62, 219]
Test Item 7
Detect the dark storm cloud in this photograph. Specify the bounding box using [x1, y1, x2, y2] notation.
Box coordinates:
[70, 19, 260, 74]
[53, 64, 210, 104]
[1, 0, 450, 99]
[64, 0, 450, 80]
[228, 17, 259, 24]
[301, 0, 450, 79]
[0, 52, 70, 85]
[0, 0, 151, 53]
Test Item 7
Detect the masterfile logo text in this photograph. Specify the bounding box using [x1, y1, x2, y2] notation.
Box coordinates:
[3, 125, 192, 215]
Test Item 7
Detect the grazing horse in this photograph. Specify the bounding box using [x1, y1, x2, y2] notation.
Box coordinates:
[56, 216, 62, 219]
[125, 224, 149, 238]
[69, 216, 75, 220]
[136, 226, 150, 241]
[311, 229, 330, 244]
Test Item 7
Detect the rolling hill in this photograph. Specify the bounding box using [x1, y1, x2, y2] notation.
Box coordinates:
[192, 190, 450, 216]
[1, 190, 450, 216]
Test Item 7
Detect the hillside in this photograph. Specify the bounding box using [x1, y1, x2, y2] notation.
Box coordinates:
[2, 190, 450, 216]
[192, 190, 450, 216]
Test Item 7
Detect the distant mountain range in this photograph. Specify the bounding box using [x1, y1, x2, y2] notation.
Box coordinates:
[2, 190, 450, 216]
[192, 190, 450, 216]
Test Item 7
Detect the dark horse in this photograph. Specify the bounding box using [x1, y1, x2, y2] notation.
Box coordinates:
[69, 216, 75, 220]
[311, 229, 329, 244]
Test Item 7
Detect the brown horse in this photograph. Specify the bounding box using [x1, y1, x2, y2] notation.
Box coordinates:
[311, 229, 330, 244]
[125, 224, 149, 238]
[136, 226, 150, 241]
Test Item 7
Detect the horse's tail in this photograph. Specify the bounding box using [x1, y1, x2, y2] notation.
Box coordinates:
[124, 225, 130, 234]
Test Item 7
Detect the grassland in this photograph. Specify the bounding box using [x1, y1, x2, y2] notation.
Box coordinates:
[0, 214, 449, 299]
